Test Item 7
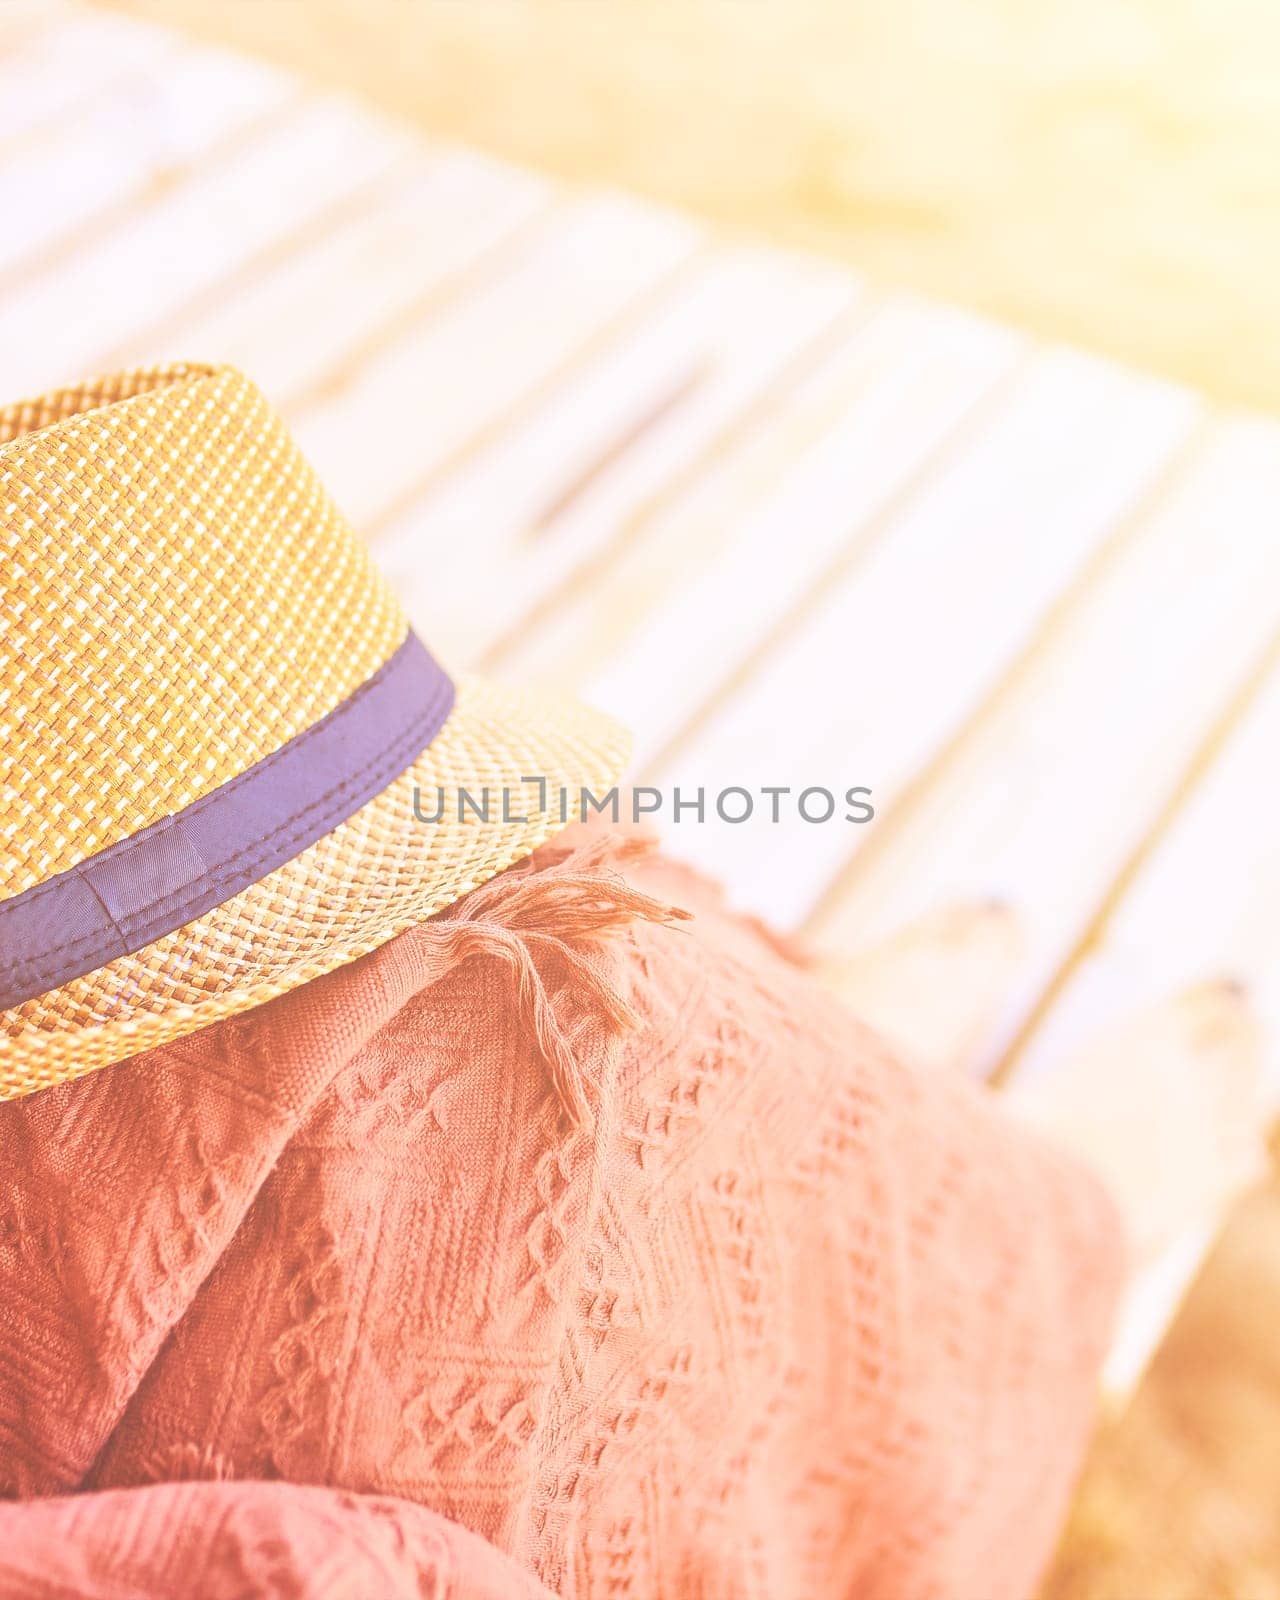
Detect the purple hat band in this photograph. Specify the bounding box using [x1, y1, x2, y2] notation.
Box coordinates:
[0, 631, 454, 1013]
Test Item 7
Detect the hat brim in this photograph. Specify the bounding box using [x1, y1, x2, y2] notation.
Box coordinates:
[0, 675, 629, 1099]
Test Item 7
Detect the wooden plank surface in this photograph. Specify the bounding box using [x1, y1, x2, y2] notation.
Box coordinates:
[4, 3, 1278, 1397]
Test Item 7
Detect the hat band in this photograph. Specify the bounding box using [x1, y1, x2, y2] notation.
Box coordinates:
[0, 631, 454, 1013]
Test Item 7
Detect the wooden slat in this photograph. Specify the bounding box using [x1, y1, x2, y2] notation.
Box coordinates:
[0, 43, 292, 283]
[286, 194, 700, 530]
[1010, 979, 1267, 1397]
[1015, 982, 1265, 1255]
[0, 95, 415, 398]
[376, 247, 859, 665]
[818, 900, 1024, 1077]
[0, 9, 171, 148]
[1013, 638, 1280, 1100]
[122, 148, 550, 406]
[495, 295, 1026, 694]
[806, 416, 1280, 1071]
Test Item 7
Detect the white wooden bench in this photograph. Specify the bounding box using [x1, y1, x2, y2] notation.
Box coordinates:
[5, 1, 1278, 1400]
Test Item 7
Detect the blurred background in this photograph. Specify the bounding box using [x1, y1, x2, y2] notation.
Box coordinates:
[98, 0, 1280, 413]
[18, 0, 1280, 1589]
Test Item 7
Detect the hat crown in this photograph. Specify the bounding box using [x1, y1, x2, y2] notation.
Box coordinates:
[0, 365, 404, 899]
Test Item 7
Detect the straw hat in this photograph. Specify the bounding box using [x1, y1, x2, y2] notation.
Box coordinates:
[0, 363, 629, 1099]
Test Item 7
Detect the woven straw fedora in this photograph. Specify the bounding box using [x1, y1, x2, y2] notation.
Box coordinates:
[0, 363, 629, 1100]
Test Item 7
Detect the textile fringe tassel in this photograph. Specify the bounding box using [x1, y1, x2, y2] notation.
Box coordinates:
[411, 835, 691, 1130]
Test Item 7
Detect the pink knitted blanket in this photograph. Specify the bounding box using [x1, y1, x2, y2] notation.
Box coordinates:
[0, 831, 1121, 1598]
